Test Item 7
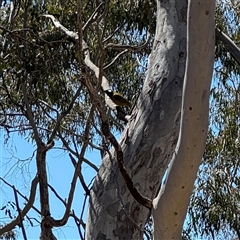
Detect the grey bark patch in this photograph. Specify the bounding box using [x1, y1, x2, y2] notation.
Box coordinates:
[107, 201, 119, 217]
[96, 231, 111, 240]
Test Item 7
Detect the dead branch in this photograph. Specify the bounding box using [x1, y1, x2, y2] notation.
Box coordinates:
[101, 120, 152, 210]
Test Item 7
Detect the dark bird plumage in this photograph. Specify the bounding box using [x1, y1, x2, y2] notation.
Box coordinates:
[104, 89, 132, 107]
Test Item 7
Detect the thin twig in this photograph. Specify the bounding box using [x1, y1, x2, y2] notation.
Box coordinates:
[72, 210, 84, 240]
[48, 184, 67, 206]
[13, 186, 28, 240]
[102, 22, 126, 43]
[136, 56, 148, 70]
[105, 39, 149, 51]
[38, 100, 59, 114]
[0, 176, 39, 236]
[47, 86, 83, 144]
[82, 3, 103, 33]
[58, 133, 99, 172]
[80, 194, 88, 222]
[69, 154, 90, 195]
[21, 80, 41, 146]
[103, 49, 129, 70]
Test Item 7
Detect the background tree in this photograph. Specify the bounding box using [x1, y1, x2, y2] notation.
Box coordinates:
[0, 0, 239, 239]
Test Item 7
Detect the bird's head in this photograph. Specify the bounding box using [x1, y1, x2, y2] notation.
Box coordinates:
[104, 89, 113, 98]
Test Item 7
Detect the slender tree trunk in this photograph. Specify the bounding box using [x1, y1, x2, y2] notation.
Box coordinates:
[37, 143, 56, 240]
[85, 0, 187, 239]
[153, 0, 215, 239]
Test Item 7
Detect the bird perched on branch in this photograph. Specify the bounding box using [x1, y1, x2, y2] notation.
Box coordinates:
[104, 89, 132, 107]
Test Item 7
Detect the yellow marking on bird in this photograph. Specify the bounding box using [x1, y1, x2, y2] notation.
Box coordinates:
[104, 90, 132, 107]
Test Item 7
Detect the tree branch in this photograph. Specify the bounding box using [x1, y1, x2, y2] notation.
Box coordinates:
[105, 37, 149, 51]
[47, 86, 83, 144]
[13, 186, 27, 240]
[102, 22, 126, 43]
[69, 153, 90, 195]
[48, 184, 67, 206]
[0, 176, 39, 236]
[82, 3, 103, 33]
[58, 133, 99, 172]
[42, 14, 78, 40]
[21, 80, 41, 146]
[48, 105, 95, 227]
[103, 49, 129, 70]
[101, 120, 152, 210]
[72, 210, 85, 240]
[216, 28, 240, 66]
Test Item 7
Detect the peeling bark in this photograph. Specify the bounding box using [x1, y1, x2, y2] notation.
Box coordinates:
[86, 0, 188, 239]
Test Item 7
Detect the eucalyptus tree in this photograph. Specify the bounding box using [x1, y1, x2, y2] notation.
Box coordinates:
[1, 0, 234, 239]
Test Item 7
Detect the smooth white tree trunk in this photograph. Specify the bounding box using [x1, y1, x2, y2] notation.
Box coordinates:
[153, 0, 215, 239]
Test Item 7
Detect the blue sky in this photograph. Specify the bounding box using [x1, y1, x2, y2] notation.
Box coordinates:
[0, 129, 101, 239]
